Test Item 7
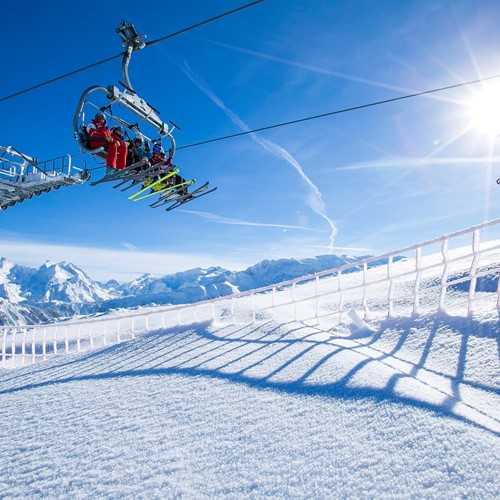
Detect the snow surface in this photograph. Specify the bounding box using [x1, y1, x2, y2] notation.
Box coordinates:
[0, 274, 499, 497]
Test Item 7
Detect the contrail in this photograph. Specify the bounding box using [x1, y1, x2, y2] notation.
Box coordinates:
[336, 155, 500, 171]
[179, 60, 338, 248]
[193, 37, 464, 106]
[305, 244, 373, 252]
[176, 210, 327, 232]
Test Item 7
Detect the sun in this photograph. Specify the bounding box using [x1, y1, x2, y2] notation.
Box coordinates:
[466, 84, 500, 137]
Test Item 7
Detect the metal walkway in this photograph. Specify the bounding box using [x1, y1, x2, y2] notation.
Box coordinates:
[0, 146, 90, 210]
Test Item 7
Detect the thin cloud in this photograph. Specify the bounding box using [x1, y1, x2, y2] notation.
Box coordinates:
[177, 210, 327, 233]
[0, 239, 249, 283]
[178, 59, 338, 248]
[355, 206, 480, 247]
[337, 155, 500, 171]
[305, 244, 373, 253]
[122, 242, 139, 251]
[196, 37, 463, 105]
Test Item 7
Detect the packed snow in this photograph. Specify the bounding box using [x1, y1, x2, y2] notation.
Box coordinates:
[0, 253, 499, 498]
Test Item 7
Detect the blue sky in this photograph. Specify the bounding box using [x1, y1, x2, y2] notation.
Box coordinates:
[1, 0, 500, 282]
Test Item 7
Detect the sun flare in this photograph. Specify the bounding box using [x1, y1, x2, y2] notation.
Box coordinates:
[466, 84, 500, 137]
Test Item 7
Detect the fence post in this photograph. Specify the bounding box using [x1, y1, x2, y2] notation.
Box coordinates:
[21, 328, 27, 367]
[251, 293, 256, 323]
[292, 282, 297, 321]
[467, 229, 480, 315]
[413, 247, 422, 315]
[31, 327, 37, 365]
[89, 323, 94, 349]
[77, 324, 82, 352]
[65, 325, 69, 353]
[362, 263, 368, 319]
[1, 328, 7, 368]
[387, 256, 394, 317]
[496, 266, 500, 311]
[11, 328, 17, 367]
[53, 326, 58, 355]
[315, 276, 320, 322]
[439, 238, 450, 311]
[338, 271, 344, 324]
[42, 327, 47, 361]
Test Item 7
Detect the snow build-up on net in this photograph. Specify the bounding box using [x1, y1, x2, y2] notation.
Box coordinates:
[73, 21, 216, 211]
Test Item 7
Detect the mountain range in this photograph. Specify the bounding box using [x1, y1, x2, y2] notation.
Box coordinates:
[3, 252, 497, 327]
[0, 254, 374, 326]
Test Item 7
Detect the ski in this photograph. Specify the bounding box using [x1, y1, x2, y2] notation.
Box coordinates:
[149, 181, 209, 208]
[127, 169, 179, 200]
[113, 164, 163, 191]
[112, 162, 155, 189]
[132, 178, 195, 202]
[165, 185, 217, 211]
[89, 169, 124, 186]
[89, 160, 146, 186]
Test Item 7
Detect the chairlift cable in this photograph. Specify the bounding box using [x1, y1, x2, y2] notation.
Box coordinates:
[177, 72, 500, 150]
[0, 54, 122, 104]
[145, 0, 266, 48]
[0, 0, 267, 104]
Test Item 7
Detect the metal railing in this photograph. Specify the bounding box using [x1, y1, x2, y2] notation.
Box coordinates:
[0, 146, 89, 210]
[2, 218, 500, 368]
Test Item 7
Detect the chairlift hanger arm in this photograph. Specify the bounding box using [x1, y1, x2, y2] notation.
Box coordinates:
[116, 21, 147, 91]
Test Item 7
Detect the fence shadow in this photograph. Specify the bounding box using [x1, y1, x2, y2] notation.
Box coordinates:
[0, 313, 498, 435]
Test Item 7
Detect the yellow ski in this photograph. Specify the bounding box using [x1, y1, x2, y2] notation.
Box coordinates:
[128, 169, 179, 200]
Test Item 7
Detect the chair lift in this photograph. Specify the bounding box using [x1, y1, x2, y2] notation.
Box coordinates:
[73, 21, 178, 166]
[0, 146, 89, 211]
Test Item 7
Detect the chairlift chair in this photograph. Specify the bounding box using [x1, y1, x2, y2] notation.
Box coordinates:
[73, 21, 178, 164]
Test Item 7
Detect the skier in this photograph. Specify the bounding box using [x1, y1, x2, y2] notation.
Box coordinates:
[86, 113, 109, 149]
[126, 136, 149, 172]
[106, 126, 128, 171]
[86, 113, 128, 171]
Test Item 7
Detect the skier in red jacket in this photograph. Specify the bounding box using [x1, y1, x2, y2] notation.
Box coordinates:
[86, 113, 128, 170]
[107, 126, 128, 170]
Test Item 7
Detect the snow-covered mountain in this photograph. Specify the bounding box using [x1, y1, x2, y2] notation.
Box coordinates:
[5, 251, 497, 327]
[0, 258, 113, 325]
[0, 254, 391, 326]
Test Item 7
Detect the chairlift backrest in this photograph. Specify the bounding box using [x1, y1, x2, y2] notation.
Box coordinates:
[73, 85, 176, 162]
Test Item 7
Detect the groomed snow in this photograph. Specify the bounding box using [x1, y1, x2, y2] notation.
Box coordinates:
[0, 296, 499, 497]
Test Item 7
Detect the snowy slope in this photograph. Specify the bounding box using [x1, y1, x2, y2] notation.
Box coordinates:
[0, 279, 498, 497]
